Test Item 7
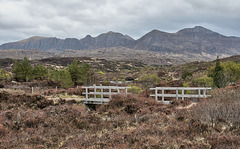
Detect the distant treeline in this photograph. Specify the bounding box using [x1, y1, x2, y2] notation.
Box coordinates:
[1, 58, 95, 88]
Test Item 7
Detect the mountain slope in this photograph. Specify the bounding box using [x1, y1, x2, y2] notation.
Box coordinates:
[134, 26, 240, 56]
[1, 26, 240, 58]
[0, 32, 134, 51]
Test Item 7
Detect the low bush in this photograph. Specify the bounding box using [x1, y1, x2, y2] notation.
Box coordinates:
[193, 76, 213, 87]
[0, 83, 4, 88]
[138, 74, 160, 88]
[67, 87, 83, 95]
[208, 134, 240, 148]
[127, 85, 143, 94]
[191, 87, 240, 127]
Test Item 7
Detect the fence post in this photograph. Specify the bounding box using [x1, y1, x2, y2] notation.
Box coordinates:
[32, 87, 34, 94]
[198, 89, 201, 97]
[100, 84, 103, 104]
[182, 88, 184, 100]
[203, 89, 206, 97]
[125, 87, 128, 95]
[93, 84, 96, 99]
[155, 88, 158, 101]
[86, 87, 88, 101]
[100, 84, 103, 99]
[56, 86, 58, 92]
[176, 89, 178, 100]
[162, 88, 164, 102]
[109, 87, 112, 99]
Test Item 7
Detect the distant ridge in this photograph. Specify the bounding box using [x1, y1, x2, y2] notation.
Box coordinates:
[1, 26, 240, 58]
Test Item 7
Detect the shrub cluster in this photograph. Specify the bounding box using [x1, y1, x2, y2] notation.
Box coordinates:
[12, 58, 95, 88]
[1, 84, 240, 148]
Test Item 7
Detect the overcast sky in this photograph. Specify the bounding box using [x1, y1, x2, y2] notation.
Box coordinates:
[0, 0, 240, 44]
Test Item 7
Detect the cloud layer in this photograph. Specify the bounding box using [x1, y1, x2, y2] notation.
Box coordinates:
[1, 0, 240, 44]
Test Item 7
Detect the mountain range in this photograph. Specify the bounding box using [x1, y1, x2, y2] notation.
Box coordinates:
[0, 26, 240, 64]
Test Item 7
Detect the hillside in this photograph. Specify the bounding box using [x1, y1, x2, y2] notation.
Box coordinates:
[0, 49, 55, 60]
[1, 26, 240, 62]
[135, 26, 240, 56]
[0, 47, 200, 65]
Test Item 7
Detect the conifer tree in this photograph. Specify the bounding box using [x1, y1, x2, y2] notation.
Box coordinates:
[60, 70, 74, 88]
[33, 64, 48, 80]
[12, 57, 33, 82]
[67, 59, 94, 85]
[212, 56, 225, 88]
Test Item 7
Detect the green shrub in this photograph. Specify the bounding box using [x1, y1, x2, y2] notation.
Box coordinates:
[102, 81, 110, 86]
[182, 70, 192, 80]
[178, 82, 193, 94]
[138, 74, 160, 88]
[193, 76, 213, 87]
[112, 77, 118, 81]
[119, 76, 125, 80]
[208, 58, 240, 88]
[0, 69, 11, 80]
[127, 85, 143, 94]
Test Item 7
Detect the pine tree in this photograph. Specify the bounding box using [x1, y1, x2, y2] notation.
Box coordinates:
[67, 59, 94, 85]
[12, 57, 33, 82]
[49, 70, 60, 82]
[67, 59, 80, 83]
[60, 70, 74, 88]
[212, 56, 225, 88]
[33, 64, 48, 80]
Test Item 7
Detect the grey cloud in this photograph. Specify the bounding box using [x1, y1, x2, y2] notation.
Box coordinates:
[1, 0, 240, 44]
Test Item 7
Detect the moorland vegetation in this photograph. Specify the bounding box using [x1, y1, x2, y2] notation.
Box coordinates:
[0, 56, 240, 148]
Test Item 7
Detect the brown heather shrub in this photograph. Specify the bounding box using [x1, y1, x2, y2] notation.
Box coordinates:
[171, 98, 192, 107]
[0, 92, 54, 109]
[0, 124, 7, 138]
[0, 83, 4, 88]
[208, 134, 240, 148]
[1, 86, 240, 148]
[97, 94, 165, 116]
[191, 87, 240, 127]
[67, 87, 83, 95]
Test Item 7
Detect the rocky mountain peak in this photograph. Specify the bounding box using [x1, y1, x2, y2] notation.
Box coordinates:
[147, 29, 169, 35]
[177, 26, 219, 36]
[106, 31, 116, 34]
[19, 36, 50, 43]
[85, 35, 92, 38]
[97, 31, 126, 38]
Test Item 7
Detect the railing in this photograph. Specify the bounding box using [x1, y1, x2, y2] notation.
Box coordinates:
[82, 85, 131, 104]
[150, 87, 211, 104]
